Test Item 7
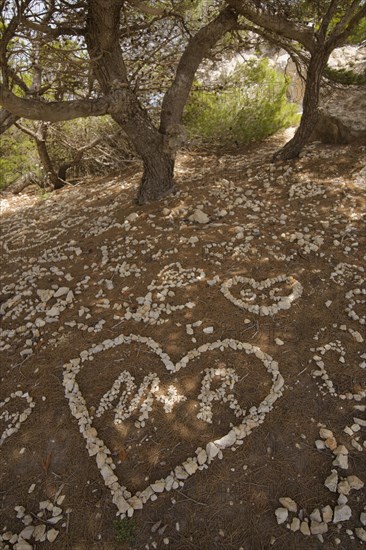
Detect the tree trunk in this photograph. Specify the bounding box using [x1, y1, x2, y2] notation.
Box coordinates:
[112, 111, 176, 204]
[85, 1, 177, 203]
[137, 146, 175, 205]
[35, 127, 65, 190]
[272, 48, 330, 161]
[0, 109, 18, 134]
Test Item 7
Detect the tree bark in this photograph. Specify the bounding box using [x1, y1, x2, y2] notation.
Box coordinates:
[160, 7, 238, 136]
[85, 0, 177, 202]
[15, 121, 66, 189]
[272, 50, 330, 161]
[7, 172, 40, 194]
[225, 0, 315, 51]
[0, 84, 111, 122]
[0, 109, 18, 134]
[35, 137, 65, 189]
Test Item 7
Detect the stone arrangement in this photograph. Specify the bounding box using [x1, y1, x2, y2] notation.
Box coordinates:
[220, 275, 303, 316]
[63, 334, 284, 518]
[1, 141, 365, 548]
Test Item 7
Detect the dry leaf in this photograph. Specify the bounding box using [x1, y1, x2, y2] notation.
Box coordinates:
[42, 452, 52, 474]
[112, 447, 128, 461]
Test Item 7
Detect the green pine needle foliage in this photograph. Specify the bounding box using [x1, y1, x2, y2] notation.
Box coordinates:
[0, 128, 39, 190]
[184, 58, 300, 145]
[325, 65, 366, 85]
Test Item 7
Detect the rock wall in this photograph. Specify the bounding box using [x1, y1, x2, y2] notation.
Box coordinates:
[312, 86, 366, 145]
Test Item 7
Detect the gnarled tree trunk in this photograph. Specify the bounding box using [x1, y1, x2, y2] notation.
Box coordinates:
[272, 49, 330, 161]
[137, 143, 175, 204]
[35, 132, 65, 190]
[85, 1, 177, 203]
[0, 109, 18, 134]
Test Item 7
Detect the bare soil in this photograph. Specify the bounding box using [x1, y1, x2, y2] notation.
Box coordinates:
[1, 131, 365, 550]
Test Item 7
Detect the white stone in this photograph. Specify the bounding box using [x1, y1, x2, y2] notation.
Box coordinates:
[333, 504, 352, 523]
[337, 480, 351, 495]
[324, 470, 338, 492]
[300, 521, 310, 536]
[19, 526, 34, 541]
[37, 289, 54, 302]
[47, 529, 59, 543]
[14, 541, 32, 550]
[197, 449, 207, 466]
[128, 496, 143, 510]
[33, 524, 46, 541]
[47, 306, 60, 317]
[206, 442, 220, 459]
[279, 497, 297, 513]
[151, 480, 165, 493]
[322, 505, 333, 523]
[332, 454, 348, 469]
[310, 521, 328, 535]
[319, 428, 333, 439]
[126, 213, 138, 222]
[54, 287, 69, 298]
[275, 507, 288, 524]
[347, 475, 364, 490]
[189, 210, 210, 224]
[214, 430, 236, 448]
[183, 461, 198, 475]
[356, 528, 366, 542]
[310, 508, 322, 522]
[290, 517, 300, 532]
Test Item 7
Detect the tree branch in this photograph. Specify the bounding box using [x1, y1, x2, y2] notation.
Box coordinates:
[0, 108, 19, 134]
[14, 120, 40, 139]
[225, 0, 315, 52]
[328, 2, 366, 48]
[0, 85, 111, 121]
[317, 0, 341, 41]
[160, 6, 238, 135]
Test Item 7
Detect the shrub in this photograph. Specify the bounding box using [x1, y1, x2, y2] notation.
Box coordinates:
[0, 127, 39, 190]
[325, 65, 366, 86]
[184, 58, 300, 144]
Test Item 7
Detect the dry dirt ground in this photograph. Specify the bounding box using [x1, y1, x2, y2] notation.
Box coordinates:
[1, 131, 365, 550]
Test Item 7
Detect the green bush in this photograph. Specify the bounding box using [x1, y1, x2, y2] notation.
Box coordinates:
[0, 127, 39, 190]
[325, 65, 366, 86]
[184, 58, 300, 144]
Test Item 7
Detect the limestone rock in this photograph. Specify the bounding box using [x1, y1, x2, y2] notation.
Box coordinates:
[312, 86, 366, 145]
[183, 460, 198, 475]
[275, 507, 288, 524]
[310, 508, 322, 523]
[332, 453, 348, 470]
[189, 209, 210, 224]
[47, 529, 59, 543]
[322, 505, 333, 523]
[290, 517, 300, 532]
[206, 442, 220, 459]
[214, 430, 236, 448]
[279, 497, 297, 513]
[310, 521, 328, 535]
[324, 470, 338, 492]
[300, 521, 310, 536]
[333, 504, 352, 523]
[347, 475, 364, 490]
[356, 528, 366, 542]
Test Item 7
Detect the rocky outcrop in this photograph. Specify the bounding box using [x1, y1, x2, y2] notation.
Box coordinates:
[312, 85, 366, 145]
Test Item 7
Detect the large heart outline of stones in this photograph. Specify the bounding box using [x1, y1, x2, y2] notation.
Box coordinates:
[63, 333, 285, 518]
